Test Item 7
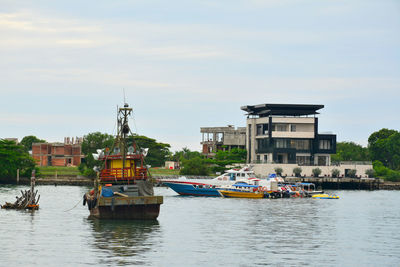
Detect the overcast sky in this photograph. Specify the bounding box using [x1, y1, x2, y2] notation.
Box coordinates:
[1, 0, 399, 151]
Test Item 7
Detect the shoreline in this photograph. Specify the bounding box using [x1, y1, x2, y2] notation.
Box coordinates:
[2, 176, 400, 190]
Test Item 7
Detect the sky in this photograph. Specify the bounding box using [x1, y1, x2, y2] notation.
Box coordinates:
[1, 0, 399, 151]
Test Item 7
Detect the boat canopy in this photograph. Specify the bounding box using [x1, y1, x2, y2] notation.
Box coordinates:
[233, 183, 259, 188]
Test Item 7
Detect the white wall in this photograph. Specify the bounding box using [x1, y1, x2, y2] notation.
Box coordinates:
[252, 163, 373, 178]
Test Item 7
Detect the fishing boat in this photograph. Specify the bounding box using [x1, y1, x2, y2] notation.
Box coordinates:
[312, 194, 339, 199]
[218, 182, 265, 198]
[83, 103, 163, 220]
[161, 166, 259, 197]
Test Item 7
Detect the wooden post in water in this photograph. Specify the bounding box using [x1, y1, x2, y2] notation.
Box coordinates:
[17, 169, 20, 184]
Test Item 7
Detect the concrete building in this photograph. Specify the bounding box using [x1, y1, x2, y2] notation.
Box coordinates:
[200, 126, 246, 157]
[32, 137, 83, 167]
[241, 103, 337, 165]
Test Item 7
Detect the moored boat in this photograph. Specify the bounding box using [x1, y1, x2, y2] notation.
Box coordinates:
[83, 103, 163, 220]
[218, 181, 266, 198]
[312, 194, 339, 199]
[161, 166, 259, 197]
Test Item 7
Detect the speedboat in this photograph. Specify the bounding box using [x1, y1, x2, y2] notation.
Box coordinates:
[312, 194, 339, 199]
[218, 182, 265, 198]
[161, 166, 260, 197]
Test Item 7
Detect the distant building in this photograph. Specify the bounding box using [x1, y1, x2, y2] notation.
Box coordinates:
[32, 137, 84, 167]
[200, 126, 246, 157]
[4, 138, 18, 144]
[165, 161, 180, 170]
[241, 103, 336, 165]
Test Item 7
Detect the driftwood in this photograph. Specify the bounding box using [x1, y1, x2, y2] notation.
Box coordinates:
[1, 172, 40, 210]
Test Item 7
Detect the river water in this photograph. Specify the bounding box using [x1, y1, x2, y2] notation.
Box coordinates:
[0, 185, 399, 266]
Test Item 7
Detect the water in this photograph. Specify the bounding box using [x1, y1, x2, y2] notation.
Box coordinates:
[1, 185, 399, 266]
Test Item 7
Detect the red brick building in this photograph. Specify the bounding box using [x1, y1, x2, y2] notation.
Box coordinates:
[32, 138, 83, 166]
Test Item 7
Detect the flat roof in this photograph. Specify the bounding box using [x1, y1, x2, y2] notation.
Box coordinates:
[241, 103, 324, 117]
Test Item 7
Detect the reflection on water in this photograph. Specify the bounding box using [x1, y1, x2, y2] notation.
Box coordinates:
[1, 186, 400, 266]
[88, 219, 160, 266]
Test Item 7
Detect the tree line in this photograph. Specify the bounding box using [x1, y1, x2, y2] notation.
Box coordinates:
[332, 128, 400, 181]
[1, 128, 399, 181]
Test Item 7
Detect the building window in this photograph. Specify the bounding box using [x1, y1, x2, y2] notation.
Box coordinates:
[296, 156, 310, 165]
[275, 124, 288, 132]
[318, 156, 328, 166]
[256, 124, 268, 135]
[275, 139, 288, 148]
[256, 155, 260, 162]
[264, 155, 268, 163]
[291, 125, 296, 132]
[290, 139, 310, 150]
[319, 140, 331, 150]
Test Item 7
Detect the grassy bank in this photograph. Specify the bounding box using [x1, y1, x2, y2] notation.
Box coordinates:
[38, 166, 80, 177]
[149, 167, 180, 176]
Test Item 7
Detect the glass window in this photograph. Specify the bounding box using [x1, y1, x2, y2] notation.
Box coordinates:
[256, 124, 263, 135]
[296, 156, 310, 165]
[256, 124, 268, 135]
[319, 140, 331, 150]
[276, 124, 288, 132]
[291, 125, 296, 132]
[275, 139, 287, 148]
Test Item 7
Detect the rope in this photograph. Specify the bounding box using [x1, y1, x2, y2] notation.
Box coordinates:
[63, 198, 82, 212]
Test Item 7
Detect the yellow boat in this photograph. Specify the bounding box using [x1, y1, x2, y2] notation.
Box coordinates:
[218, 183, 265, 198]
[312, 194, 339, 199]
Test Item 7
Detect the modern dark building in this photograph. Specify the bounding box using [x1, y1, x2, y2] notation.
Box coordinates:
[241, 103, 336, 165]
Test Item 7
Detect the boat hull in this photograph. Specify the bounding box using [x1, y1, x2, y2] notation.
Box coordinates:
[218, 190, 265, 198]
[163, 182, 220, 197]
[312, 194, 339, 199]
[89, 196, 163, 220]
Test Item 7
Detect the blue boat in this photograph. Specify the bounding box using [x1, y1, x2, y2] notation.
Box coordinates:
[162, 181, 221, 197]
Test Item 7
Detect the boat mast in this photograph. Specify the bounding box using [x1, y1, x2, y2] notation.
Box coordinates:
[118, 103, 132, 181]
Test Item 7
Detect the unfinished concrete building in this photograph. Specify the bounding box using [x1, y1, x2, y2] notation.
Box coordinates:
[200, 126, 246, 157]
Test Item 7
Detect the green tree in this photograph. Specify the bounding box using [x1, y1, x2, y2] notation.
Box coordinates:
[128, 135, 171, 167]
[171, 147, 202, 162]
[81, 132, 115, 155]
[79, 132, 115, 177]
[180, 157, 210, 176]
[20, 135, 46, 151]
[368, 129, 400, 170]
[0, 139, 37, 180]
[331, 142, 370, 162]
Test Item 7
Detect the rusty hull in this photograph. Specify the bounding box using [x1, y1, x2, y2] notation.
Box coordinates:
[89, 196, 163, 220]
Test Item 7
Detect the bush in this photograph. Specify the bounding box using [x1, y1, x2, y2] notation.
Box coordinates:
[347, 169, 357, 178]
[180, 157, 210, 176]
[331, 168, 340, 178]
[365, 169, 375, 178]
[312, 168, 322, 177]
[386, 170, 400, 182]
[274, 167, 283, 176]
[293, 167, 302, 177]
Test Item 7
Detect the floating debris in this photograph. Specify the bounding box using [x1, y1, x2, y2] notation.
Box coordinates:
[1, 171, 40, 210]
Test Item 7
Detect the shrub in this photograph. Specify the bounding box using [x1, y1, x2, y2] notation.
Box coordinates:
[365, 169, 375, 178]
[274, 167, 283, 176]
[347, 169, 357, 178]
[312, 168, 322, 177]
[293, 167, 302, 177]
[331, 168, 340, 178]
